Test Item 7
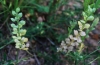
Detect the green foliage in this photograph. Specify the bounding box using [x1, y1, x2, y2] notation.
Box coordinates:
[57, 0, 100, 64]
[68, 21, 77, 37]
[11, 7, 28, 50]
[84, 0, 100, 10]
[86, 17, 99, 35]
[95, 0, 100, 8]
[0, 0, 100, 65]
[83, 0, 91, 10]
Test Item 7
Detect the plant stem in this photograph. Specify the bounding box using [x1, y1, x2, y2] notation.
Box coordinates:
[89, 57, 100, 64]
[26, 50, 33, 57]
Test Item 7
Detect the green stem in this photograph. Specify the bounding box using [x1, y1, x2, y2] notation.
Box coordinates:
[16, 15, 20, 37]
[89, 57, 100, 64]
[26, 50, 33, 57]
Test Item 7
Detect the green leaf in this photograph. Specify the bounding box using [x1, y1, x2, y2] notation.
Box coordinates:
[15, 17, 19, 21]
[18, 24, 22, 28]
[11, 23, 18, 28]
[87, 16, 94, 21]
[83, 0, 91, 10]
[12, 36, 17, 39]
[20, 29, 26, 35]
[92, 8, 96, 13]
[11, 23, 16, 27]
[10, 18, 16, 22]
[16, 7, 20, 12]
[21, 37, 28, 42]
[86, 18, 99, 35]
[18, 13, 22, 18]
[12, 11, 16, 16]
[12, 31, 17, 34]
[87, 5, 93, 13]
[19, 20, 25, 25]
[92, 17, 99, 26]
[84, 24, 90, 29]
[82, 12, 87, 20]
[13, 28, 17, 32]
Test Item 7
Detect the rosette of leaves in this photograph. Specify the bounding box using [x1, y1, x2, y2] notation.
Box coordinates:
[10, 7, 29, 50]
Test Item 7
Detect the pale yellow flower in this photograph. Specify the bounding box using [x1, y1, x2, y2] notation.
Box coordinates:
[77, 37, 82, 43]
[61, 41, 66, 46]
[84, 24, 90, 29]
[63, 45, 67, 50]
[69, 35, 74, 39]
[74, 36, 82, 43]
[78, 21, 83, 31]
[74, 30, 78, 36]
[80, 31, 86, 36]
[74, 30, 82, 43]
[74, 42, 79, 46]
[70, 42, 76, 46]
[65, 38, 70, 44]
[68, 46, 73, 51]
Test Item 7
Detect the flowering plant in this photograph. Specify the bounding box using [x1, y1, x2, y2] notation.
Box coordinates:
[57, 5, 99, 54]
[11, 7, 29, 50]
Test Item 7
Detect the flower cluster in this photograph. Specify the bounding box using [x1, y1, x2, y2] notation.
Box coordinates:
[57, 30, 86, 52]
[78, 6, 96, 53]
[11, 7, 29, 50]
[57, 5, 97, 53]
